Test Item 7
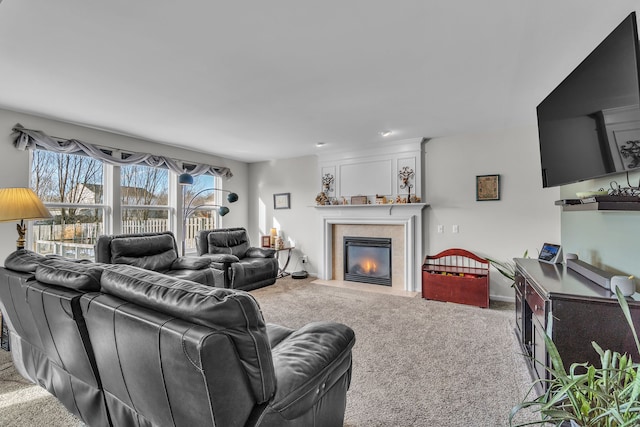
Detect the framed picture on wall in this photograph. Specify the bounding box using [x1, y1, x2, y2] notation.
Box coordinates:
[274, 193, 291, 209]
[476, 174, 500, 201]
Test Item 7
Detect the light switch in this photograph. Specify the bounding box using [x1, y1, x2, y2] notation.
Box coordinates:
[452, 225, 459, 233]
[437, 225, 444, 233]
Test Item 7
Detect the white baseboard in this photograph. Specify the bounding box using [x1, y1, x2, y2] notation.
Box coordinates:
[489, 294, 516, 303]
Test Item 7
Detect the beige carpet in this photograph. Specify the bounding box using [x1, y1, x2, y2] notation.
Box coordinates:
[0, 276, 539, 426]
[0, 350, 84, 426]
[253, 278, 537, 427]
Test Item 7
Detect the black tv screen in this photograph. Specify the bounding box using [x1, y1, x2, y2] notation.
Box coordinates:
[537, 12, 640, 188]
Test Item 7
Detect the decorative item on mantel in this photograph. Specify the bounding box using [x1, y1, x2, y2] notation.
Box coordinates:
[375, 194, 387, 204]
[322, 173, 334, 194]
[315, 192, 329, 205]
[398, 166, 415, 203]
[315, 173, 336, 205]
[351, 195, 368, 205]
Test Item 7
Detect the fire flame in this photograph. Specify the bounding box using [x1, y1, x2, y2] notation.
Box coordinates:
[361, 258, 378, 274]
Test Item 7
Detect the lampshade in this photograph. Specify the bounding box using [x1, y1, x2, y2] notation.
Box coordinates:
[218, 206, 230, 216]
[0, 188, 52, 222]
[227, 192, 239, 203]
[178, 173, 194, 186]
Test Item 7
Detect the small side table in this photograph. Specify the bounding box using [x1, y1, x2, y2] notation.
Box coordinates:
[274, 246, 294, 278]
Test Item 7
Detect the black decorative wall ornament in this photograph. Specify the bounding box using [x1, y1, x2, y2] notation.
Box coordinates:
[322, 173, 334, 194]
[620, 140, 640, 169]
[398, 166, 414, 202]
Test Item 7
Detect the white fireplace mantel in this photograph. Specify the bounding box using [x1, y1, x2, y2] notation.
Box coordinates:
[315, 203, 428, 292]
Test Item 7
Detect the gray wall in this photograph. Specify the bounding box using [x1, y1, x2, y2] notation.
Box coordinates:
[560, 172, 640, 283]
[0, 108, 249, 262]
[247, 126, 562, 301]
[248, 155, 319, 275]
[4, 107, 629, 301]
[423, 126, 561, 300]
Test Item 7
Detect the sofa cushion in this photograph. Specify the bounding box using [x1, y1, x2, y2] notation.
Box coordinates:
[99, 264, 276, 403]
[170, 256, 211, 270]
[35, 258, 103, 292]
[207, 229, 250, 258]
[110, 234, 176, 272]
[4, 249, 47, 273]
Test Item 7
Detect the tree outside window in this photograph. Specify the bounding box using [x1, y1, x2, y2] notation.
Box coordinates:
[121, 164, 169, 234]
[30, 150, 104, 259]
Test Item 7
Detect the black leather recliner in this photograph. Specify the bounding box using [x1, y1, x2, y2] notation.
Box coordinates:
[195, 227, 279, 290]
[0, 250, 356, 427]
[95, 231, 216, 286]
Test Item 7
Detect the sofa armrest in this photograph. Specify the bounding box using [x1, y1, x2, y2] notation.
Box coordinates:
[246, 247, 276, 258]
[269, 322, 355, 419]
[202, 254, 240, 265]
[266, 323, 295, 348]
[171, 256, 212, 270]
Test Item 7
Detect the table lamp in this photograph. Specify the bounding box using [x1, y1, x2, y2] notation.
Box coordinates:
[0, 188, 52, 250]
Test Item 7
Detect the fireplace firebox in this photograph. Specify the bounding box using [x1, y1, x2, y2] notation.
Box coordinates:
[344, 236, 392, 286]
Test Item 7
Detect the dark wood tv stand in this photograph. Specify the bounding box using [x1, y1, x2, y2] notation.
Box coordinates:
[514, 258, 640, 386]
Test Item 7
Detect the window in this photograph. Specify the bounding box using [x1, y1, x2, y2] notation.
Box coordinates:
[29, 148, 226, 260]
[120, 164, 170, 234]
[30, 150, 105, 259]
[182, 174, 220, 254]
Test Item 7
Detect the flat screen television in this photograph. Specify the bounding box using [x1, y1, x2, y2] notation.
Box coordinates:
[537, 12, 640, 188]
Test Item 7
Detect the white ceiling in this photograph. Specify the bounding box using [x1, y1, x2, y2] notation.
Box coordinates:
[0, 1, 638, 163]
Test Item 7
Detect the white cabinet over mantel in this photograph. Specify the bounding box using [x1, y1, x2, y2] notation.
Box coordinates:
[315, 203, 428, 292]
[317, 138, 425, 203]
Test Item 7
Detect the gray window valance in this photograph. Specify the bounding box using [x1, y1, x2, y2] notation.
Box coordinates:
[12, 123, 233, 179]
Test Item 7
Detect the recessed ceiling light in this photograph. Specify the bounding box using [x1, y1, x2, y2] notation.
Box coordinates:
[316, 142, 326, 147]
[379, 130, 392, 137]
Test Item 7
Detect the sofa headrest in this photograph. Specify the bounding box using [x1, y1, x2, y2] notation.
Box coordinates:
[4, 249, 48, 273]
[99, 264, 275, 402]
[207, 229, 250, 258]
[35, 258, 103, 292]
[110, 234, 177, 272]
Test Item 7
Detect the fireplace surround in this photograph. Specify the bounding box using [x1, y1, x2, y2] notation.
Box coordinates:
[315, 203, 427, 292]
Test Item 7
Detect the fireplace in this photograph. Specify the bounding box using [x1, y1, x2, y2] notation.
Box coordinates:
[344, 236, 392, 286]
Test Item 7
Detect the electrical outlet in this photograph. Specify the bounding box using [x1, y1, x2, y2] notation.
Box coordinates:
[302, 255, 308, 264]
[437, 225, 444, 233]
[452, 225, 459, 233]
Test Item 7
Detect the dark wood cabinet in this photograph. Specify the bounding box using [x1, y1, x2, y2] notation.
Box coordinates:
[514, 258, 640, 387]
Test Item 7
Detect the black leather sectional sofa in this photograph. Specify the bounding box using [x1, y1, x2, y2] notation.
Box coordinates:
[0, 250, 355, 427]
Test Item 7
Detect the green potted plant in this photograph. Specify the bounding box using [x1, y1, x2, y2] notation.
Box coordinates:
[487, 251, 528, 284]
[509, 287, 640, 427]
